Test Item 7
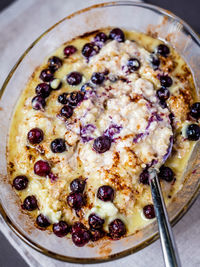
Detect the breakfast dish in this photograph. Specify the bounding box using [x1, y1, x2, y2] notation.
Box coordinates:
[7, 28, 200, 247]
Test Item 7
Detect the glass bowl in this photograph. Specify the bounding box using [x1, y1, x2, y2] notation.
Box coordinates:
[0, 1, 200, 263]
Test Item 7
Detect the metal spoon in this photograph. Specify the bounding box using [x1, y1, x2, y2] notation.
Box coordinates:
[149, 159, 181, 266]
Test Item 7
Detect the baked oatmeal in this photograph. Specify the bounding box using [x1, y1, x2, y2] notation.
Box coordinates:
[7, 28, 200, 246]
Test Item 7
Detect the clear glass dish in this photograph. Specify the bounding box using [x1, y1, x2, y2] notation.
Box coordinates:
[0, 1, 199, 263]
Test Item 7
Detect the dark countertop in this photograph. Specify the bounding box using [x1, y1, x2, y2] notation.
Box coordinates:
[0, 1, 199, 266]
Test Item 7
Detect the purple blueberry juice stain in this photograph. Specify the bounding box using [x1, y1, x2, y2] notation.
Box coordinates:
[80, 124, 96, 143]
[133, 133, 145, 143]
[104, 124, 122, 138]
[163, 136, 173, 162]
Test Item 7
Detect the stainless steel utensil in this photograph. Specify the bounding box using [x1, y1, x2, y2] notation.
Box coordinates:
[149, 169, 181, 267]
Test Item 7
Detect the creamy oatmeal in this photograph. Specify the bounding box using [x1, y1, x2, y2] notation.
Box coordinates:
[7, 28, 200, 246]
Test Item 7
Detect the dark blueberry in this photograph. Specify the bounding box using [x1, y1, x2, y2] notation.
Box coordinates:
[27, 128, 44, 144]
[22, 195, 38, 211]
[139, 169, 149, 185]
[34, 160, 51, 177]
[49, 78, 62, 90]
[88, 213, 104, 230]
[127, 58, 141, 72]
[156, 44, 170, 57]
[109, 219, 126, 239]
[143, 204, 155, 219]
[186, 124, 200, 141]
[150, 53, 160, 70]
[67, 71, 82, 86]
[70, 178, 86, 193]
[64, 45, 77, 57]
[91, 229, 105, 242]
[93, 136, 111, 153]
[13, 175, 28, 190]
[68, 91, 84, 107]
[36, 214, 51, 228]
[58, 93, 69, 104]
[71, 222, 86, 234]
[53, 221, 69, 237]
[81, 82, 93, 92]
[50, 138, 66, 153]
[97, 185, 114, 202]
[91, 72, 105, 85]
[159, 75, 173, 87]
[32, 96, 46, 111]
[60, 105, 73, 118]
[159, 100, 167, 109]
[158, 166, 174, 182]
[189, 102, 200, 119]
[109, 28, 125, 42]
[94, 32, 108, 44]
[156, 87, 170, 101]
[35, 83, 51, 98]
[39, 69, 54, 82]
[48, 56, 62, 71]
[67, 192, 85, 210]
[82, 43, 99, 58]
[72, 228, 91, 247]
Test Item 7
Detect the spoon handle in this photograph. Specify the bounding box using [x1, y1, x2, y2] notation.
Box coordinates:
[149, 170, 181, 267]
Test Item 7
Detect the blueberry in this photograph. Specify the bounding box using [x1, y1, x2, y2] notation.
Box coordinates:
[158, 166, 174, 182]
[139, 169, 149, 185]
[58, 93, 69, 104]
[93, 136, 111, 153]
[88, 213, 104, 230]
[48, 56, 62, 71]
[36, 214, 51, 228]
[127, 58, 141, 72]
[82, 43, 99, 58]
[109, 219, 126, 239]
[32, 96, 46, 111]
[150, 53, 160, 70]
[109, 28, 125, 42]
[156, 44, 170, 57]
[81, 83, 93, 92]
[68, 91, 84, 107]
[143, 204, 155, 219]
[67, 192, 85, 210]
[60, 105, 73, 118]
[64, 45, 77, 57]
[39, 69, 54, 82]
[72, 228, 91, 247]
[22, 195, 38, 211]
[189, 102, 200, 119]
[91, 229, 105, 242]
[159, 75, 173, 87]
[13, 176, 28, 190]
[94, 32, 107, 45]
[156, 87, 170, 101]
[50, 138, 66, 153]
[91, 72, 105, 85]
[159, 100, 167, 109]
[35, 83, 51, 98]
[186, 124, 200, 141]
[53, 221, 69, 237]
[27, 128, 44, 144]
[67, 71, 82, 86]
[34, 160, 51, 177]
[70, 178, 86, 193]
[71, 222, 86, 234]
[97, 185, 114, 202]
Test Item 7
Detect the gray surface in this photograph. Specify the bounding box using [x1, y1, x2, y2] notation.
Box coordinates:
[0, 0, 199, 266]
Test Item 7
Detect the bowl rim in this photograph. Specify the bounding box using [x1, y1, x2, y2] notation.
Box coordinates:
[0, 1, 200, 264]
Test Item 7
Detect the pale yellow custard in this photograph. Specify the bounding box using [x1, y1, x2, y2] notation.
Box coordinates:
[7, 28, 198, 245]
